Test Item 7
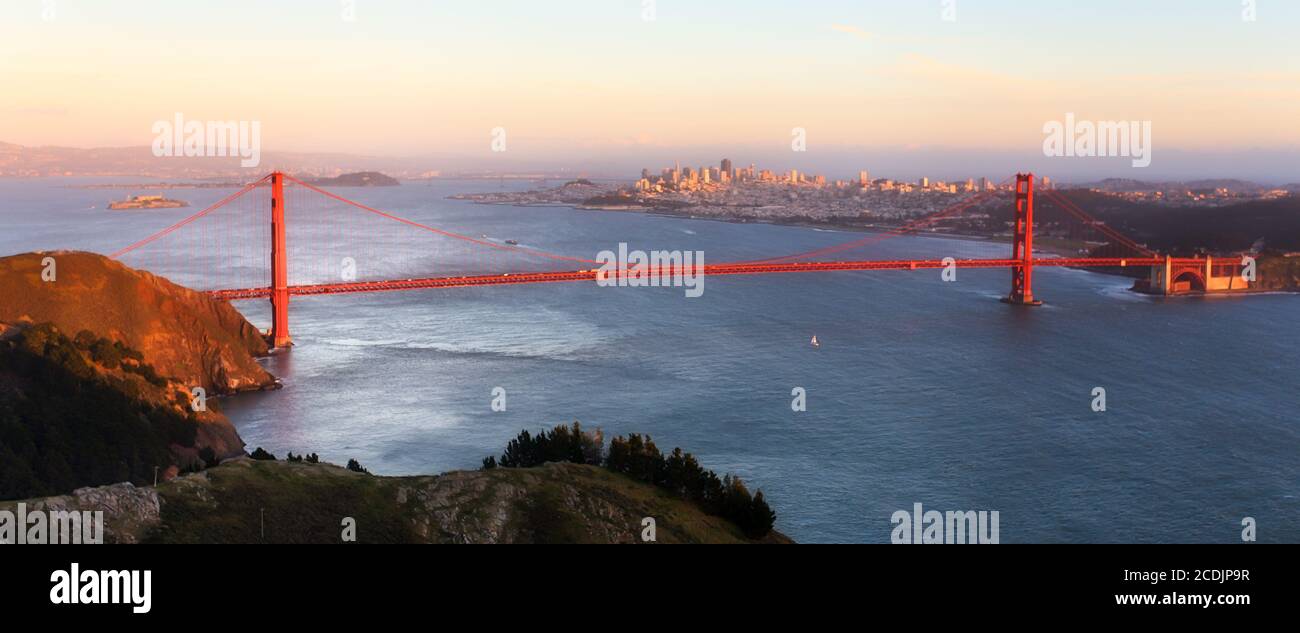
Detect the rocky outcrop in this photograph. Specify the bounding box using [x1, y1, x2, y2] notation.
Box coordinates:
[0, 483, 161, 544]
[0, 251, 275, 394]
[1257, 255, 1300, 291]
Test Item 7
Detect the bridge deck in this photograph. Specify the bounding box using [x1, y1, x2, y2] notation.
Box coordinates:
[207, 257, 1170, 300]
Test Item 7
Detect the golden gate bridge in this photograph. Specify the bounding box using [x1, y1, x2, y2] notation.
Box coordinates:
[108, 172, 1234, 348]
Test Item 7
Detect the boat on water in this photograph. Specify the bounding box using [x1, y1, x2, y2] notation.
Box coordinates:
[810, 335, 820, 348]
[504, 239, 520, 246]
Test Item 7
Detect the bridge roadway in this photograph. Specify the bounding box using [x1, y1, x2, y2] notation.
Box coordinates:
[206, 257, 1171, 300]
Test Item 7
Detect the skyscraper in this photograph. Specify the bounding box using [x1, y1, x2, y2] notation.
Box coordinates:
[721, 158, 733, 177]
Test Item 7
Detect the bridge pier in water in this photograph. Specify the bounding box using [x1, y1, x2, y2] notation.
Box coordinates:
[1003, 172, 1043, 306]
[270, 172, 292, 347]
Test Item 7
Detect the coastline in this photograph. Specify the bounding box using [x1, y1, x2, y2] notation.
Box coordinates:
[462, 197, 1016, 249]
[457, 197, 1106, 264]
[454, 198, 1300, 296]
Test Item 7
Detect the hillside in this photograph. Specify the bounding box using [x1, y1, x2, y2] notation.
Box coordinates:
[0, 251, 275, 394]
[305, 171, 400, 187]
[0, 252, 280, 498]
[1, 458, 793, 544]
[1256, 256, 1300, 291]
[1044, 190, 1300, 254]
[0, 322, 243, 499]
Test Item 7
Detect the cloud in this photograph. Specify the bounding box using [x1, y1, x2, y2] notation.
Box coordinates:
[829, 24, 872, 40]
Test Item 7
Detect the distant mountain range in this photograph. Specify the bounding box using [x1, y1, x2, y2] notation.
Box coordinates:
[4, 141, 1297, 188]
[1077, 177, 1300, 194]
[0, 141, 416, 179]
[0, 141, 592, 180]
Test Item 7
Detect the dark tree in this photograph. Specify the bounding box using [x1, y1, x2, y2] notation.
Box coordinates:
[481, 423, 777, 538]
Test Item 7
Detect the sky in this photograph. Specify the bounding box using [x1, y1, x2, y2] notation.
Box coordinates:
[1, 0, 1298, 181]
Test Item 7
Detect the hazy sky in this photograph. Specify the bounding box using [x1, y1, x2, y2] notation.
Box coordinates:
[2, 0, 1298, 180]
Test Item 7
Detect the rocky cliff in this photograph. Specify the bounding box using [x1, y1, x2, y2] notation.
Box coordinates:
[0, 251, 275, 394]
[0, 252, 280, 498]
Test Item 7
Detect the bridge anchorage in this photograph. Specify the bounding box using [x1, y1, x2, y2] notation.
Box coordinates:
[106, 170, 1250, 350]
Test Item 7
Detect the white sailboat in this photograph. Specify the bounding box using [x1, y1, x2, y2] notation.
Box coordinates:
[810, 335, 820, 348]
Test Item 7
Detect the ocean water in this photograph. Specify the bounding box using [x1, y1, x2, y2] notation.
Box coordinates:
[2, 177, 1297, 543]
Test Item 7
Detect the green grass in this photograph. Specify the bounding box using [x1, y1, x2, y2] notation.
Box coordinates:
[145, 458, 789, 544]
[148, 459, 415, 544]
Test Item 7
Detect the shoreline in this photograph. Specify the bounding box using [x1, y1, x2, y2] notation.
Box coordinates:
[458, 197, 1116, 269]
[455, 198, 1300, 296]
[463, 197, 1019, 249]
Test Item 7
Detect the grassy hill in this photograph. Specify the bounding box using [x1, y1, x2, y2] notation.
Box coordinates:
[2, 457, 792, 544]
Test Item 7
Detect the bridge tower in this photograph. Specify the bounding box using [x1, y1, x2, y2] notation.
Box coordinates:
[1003, 173, 1043, 306]
[270, 172, 292, 347]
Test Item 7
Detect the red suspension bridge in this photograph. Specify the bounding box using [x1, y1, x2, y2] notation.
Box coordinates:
[108, 172, 1238, 348]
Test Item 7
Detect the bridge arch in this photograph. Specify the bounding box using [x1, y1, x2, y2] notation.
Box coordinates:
[1170, 269, 1206, 293]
